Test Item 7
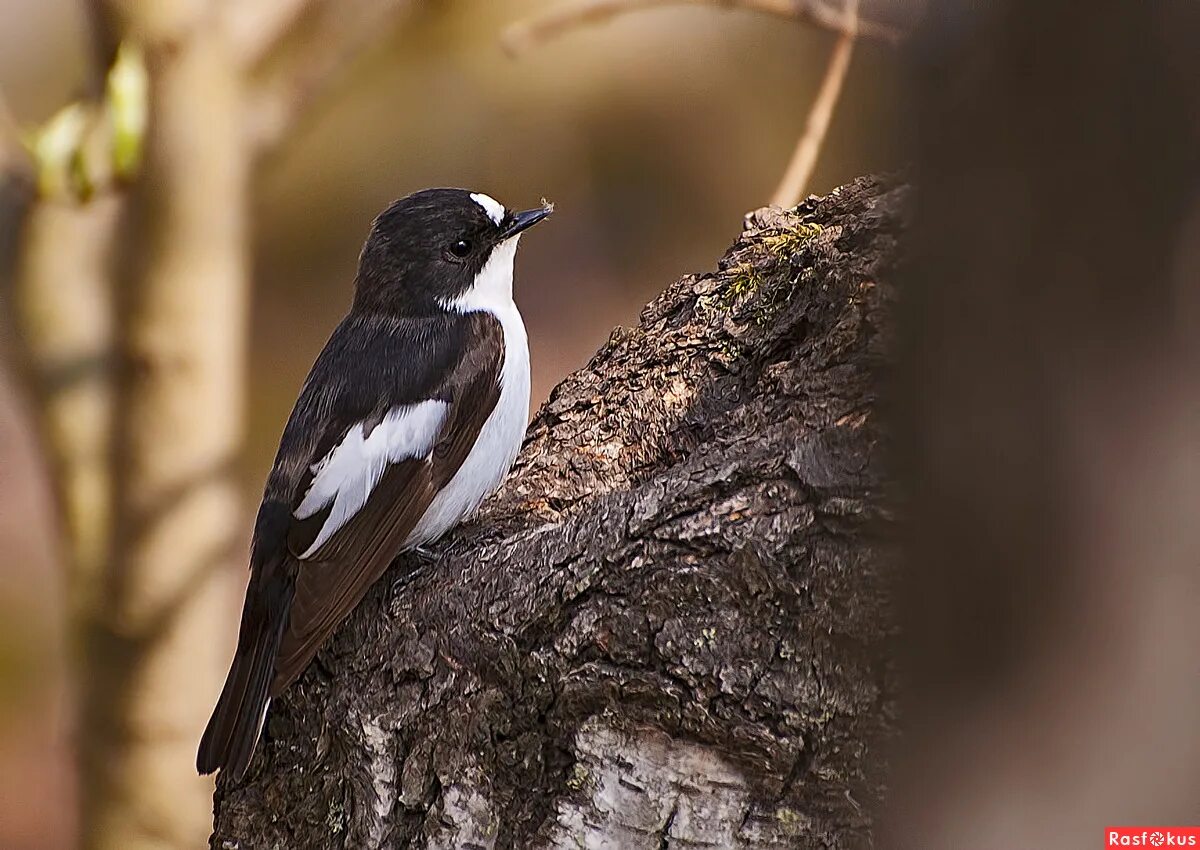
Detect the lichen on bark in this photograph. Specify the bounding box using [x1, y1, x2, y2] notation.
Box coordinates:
[212, 175, 907, 849]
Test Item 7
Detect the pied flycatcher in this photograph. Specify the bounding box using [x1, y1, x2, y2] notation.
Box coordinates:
[197, 188, 552, 777]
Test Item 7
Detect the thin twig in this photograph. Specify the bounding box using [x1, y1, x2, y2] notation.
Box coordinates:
[769, 0, 859, 207]
[501, 0, 898, 57]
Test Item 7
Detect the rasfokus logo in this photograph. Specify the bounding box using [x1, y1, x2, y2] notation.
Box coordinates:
[1106, 827, 1200, 847]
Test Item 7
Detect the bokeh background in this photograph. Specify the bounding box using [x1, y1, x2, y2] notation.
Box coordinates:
[0, 1, 909, 846]
[5, 2, 1200, 849]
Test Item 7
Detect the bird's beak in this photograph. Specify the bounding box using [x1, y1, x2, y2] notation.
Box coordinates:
[499, 203, 554, 240]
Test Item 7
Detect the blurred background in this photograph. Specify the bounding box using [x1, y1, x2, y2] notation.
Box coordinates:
[6, 2, 1197, 849]
[0, 1, 909, 846]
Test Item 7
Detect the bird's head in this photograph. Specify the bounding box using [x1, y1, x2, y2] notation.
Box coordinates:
[353, 188, 553, 316]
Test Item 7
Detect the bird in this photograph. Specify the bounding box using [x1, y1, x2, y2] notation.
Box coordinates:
[197, 188, 552, 778]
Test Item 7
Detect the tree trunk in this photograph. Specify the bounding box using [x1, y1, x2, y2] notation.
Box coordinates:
[14, 196, 120, 632]
[211, 175, 904, 848]
[84, 13, 248, 849]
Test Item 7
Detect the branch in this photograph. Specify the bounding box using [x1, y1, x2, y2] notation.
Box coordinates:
[769, 0, 858, 207]
[3, 38, 136, 600]
[5, 37, 121, 716]
[501, 0, 900, 58]
[81, 14, 251, 847]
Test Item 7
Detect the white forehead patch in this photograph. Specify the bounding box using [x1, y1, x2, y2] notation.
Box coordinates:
[470, 192, 506, 225]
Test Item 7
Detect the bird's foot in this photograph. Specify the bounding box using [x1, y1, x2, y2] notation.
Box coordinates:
[391, 547, 437, 595]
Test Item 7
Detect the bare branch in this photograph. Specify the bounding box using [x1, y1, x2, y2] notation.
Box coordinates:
[770, 0, 858, 207]
[7, 3, 126, 610]
[501, 0, 899, 58]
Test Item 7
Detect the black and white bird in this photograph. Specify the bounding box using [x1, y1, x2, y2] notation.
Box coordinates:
[197, 188, 552, 777]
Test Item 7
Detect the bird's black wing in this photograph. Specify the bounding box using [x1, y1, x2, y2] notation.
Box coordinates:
[198, 310, 502, 776]
[268, 310, 504, 692]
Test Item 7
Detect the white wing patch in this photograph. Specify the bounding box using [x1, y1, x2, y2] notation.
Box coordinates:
[470, 192, 506, 225]
[294, 400, 449, 558]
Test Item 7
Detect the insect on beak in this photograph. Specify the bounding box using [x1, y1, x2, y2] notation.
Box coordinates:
[499, 202, 554, 239]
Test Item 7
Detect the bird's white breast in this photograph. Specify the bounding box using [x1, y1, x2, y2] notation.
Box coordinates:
[406, 236, 531, 545]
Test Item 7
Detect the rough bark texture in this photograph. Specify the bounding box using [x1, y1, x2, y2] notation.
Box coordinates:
[212, 176, 905, 849]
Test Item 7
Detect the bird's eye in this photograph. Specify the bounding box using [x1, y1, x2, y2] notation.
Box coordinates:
[448, 239, 472, 259]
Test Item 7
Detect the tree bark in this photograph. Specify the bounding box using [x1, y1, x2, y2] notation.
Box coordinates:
[212, 175, 905, 848]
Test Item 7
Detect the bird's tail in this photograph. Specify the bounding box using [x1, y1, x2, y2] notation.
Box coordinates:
[197, 588, 289, 778]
